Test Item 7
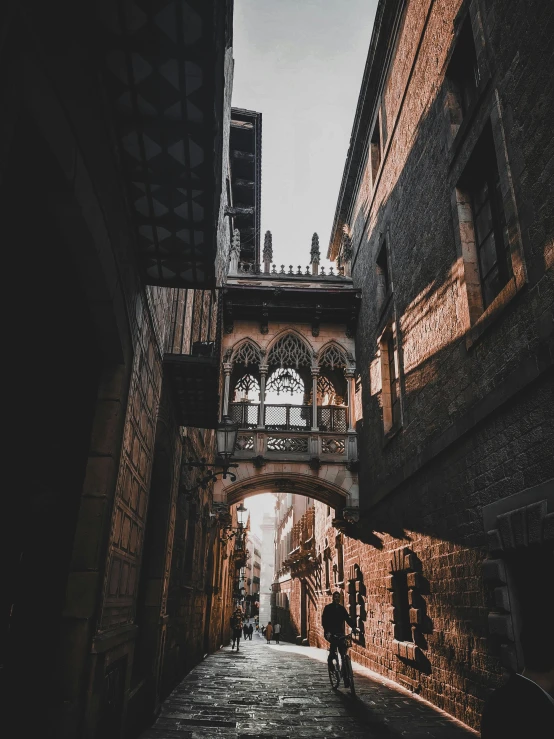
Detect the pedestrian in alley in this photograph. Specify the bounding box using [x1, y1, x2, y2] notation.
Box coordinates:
[243, 621, 249, 640]
[230, 609, 243, 651]
[265, 621, 273, 644]
[248, 622, 254, 640]
[273, 622, 281, 644]
[481, 624, 554, 738]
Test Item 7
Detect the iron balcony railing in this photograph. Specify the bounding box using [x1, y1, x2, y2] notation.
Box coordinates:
[229, 402, 347, 432]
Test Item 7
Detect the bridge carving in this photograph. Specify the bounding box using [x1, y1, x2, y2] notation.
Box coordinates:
[214, 258, 362, 517]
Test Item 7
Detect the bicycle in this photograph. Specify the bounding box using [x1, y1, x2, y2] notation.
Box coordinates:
[327, 631, 356, 696]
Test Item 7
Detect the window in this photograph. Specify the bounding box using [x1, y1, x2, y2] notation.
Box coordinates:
[392, 571, 412, 642]
[446, 17, 480, 123]
[376, 240, 391, 312]
[456, 123, 512, 313]
[379, 326, 401, 434]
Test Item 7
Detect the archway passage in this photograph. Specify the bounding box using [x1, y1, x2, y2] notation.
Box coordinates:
[216, 470, 358, 512]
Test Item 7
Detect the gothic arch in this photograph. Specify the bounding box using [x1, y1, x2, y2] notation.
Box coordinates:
[266, 329, 314, 369]
[223, 472, 351, 510]
[230, 338, 263, 367]
[317, 341, 351, 369]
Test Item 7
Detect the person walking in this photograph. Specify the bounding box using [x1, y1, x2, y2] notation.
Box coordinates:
[265, 621, 273, 644]
[230, 609, 243, 651]
[273, 622, 281, 644]
[243, 621, 249, 640]
[248, 623, 254, 640]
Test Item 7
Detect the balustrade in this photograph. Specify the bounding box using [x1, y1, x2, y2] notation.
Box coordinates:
[229, 401, 347, 432]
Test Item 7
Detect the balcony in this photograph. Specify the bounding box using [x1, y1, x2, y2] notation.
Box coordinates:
[163, 288, 220, 428]
[231, 404, 356, 464]
[229, 402, 347, 432]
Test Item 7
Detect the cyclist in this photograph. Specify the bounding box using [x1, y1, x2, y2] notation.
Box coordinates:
[322, 591, 357, 686]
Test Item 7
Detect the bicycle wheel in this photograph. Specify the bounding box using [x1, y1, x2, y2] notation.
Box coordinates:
[328, 655, 341, 690]
[344, 655, 356, 696]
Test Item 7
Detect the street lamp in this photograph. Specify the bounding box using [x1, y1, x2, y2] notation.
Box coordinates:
[180, 415, 239, 497]
[236, 502, 247, 527]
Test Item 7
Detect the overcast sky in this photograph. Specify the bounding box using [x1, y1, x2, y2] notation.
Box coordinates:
[232, 0, 378, 269]
[232, 2, 378, 534]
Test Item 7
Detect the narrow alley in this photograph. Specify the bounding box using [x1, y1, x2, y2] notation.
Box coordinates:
[4, 1, 553, 737]
[140, 633, 475, 739]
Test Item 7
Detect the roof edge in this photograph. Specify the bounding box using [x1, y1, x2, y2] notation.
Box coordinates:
[327, 0, 405, 260]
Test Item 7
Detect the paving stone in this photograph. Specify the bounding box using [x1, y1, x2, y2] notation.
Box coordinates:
[141, 637, 476, 738]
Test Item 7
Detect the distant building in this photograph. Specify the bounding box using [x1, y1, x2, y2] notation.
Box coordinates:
[259, 513, 276, 628]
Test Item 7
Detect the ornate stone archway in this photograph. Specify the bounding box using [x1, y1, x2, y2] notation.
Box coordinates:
[214, 468, 359, 518]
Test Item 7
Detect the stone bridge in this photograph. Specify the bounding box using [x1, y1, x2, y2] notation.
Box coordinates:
[213, 251, 362, 523]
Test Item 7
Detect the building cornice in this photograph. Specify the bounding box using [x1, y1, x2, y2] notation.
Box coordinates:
[327, 0, 406, 260]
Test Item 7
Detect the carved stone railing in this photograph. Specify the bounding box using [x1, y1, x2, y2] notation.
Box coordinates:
[236, 262, 346, 278]
[233, 429, 357, 463]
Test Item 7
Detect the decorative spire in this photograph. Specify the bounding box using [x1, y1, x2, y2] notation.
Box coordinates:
[341, 231, 352, 262]
[310, 233, 321, 264]
[232, 228, 241, 254]
[263, 230, 273, 263]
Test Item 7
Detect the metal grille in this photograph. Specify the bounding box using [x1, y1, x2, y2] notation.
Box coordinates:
[229, 402, 259, 428]
[267, 437, 309, 453]
[235, 434, 255, 451]
[322, 437, 346, 455]
[317, 406, 347, 433]
[264, 404, 312, 430]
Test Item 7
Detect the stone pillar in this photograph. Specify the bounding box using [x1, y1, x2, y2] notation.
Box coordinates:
[345, 367, 356, 432]
[311, 367, 319, 431]
[258, 364, 268, 428]
[222, 362, 232, 417]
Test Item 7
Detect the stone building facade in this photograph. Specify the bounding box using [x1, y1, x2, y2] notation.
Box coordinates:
[276, 0, 553, 730]
[3, 2, 239, 738]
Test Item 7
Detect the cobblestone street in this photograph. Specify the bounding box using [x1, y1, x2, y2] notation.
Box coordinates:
[141, 635, 477, 738]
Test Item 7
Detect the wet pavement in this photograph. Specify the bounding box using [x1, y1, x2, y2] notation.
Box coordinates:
[140, 633, 477, 738]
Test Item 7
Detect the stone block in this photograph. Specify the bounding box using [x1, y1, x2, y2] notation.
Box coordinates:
[487, 613, 515, 640]
[493, 586, 511, 611]
[481, 558, 507, 583]
[487, 529, 504, 552]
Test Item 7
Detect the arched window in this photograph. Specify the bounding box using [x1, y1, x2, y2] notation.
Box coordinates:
[267, 333, 313, 369]
[318, 343, 347, 370]
[233, 374, 260, 402]
[266, 368, 304, 396]
[232, 340, 262, 367]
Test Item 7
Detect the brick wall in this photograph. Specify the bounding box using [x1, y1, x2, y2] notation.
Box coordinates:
[299, 0, 554, 729]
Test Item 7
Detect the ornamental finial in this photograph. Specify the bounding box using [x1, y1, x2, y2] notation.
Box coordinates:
[263, 230, 273, 263]
[310, 232, 321, 264]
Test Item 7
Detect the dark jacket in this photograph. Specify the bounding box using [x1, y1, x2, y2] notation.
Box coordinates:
[321, 602, 355, 635]
[481, 672, 554, 739]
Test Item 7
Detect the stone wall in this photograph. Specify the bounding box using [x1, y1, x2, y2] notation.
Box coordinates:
[292, 0, 554, 730]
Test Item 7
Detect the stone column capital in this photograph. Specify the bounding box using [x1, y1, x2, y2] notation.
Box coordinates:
[311, 366, 320, 377]
[223, 362, 233, 374]
[345, 366, 356, 378]
[259, 364, 269, 375]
